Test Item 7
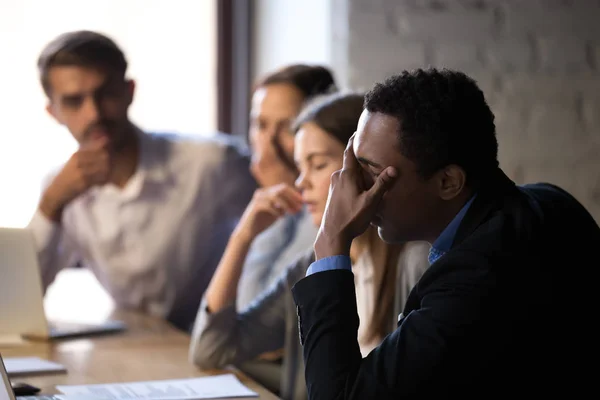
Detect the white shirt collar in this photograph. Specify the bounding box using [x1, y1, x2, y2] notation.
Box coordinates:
[86, 128, 173, 201]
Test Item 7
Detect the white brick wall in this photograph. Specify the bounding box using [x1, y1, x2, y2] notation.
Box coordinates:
[333, 0, 600, 222]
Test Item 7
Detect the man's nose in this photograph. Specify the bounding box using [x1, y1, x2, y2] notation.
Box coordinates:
[82, 96, 101, 121]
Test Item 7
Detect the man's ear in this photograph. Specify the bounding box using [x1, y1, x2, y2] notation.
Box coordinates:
[125, 79, 135, 106]
[434, 164, 467, 201]
[45, 102, 62, 125]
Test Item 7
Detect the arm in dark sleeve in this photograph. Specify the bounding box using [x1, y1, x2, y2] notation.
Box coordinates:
[291, 253, 497, 399]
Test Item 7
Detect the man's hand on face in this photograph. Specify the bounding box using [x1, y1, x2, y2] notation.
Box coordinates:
[314, 136, 397, 260]
[39, 137, 111, 222]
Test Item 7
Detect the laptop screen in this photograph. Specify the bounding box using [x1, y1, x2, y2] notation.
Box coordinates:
[0, 355, 16, 400]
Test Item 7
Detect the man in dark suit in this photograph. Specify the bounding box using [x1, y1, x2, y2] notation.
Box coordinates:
[292, 68, 599, 399]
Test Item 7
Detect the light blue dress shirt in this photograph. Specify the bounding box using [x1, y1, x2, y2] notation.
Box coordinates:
[427, 195, 476, 264]
[237, 208, 317, 309]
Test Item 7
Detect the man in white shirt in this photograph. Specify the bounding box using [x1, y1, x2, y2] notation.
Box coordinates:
[28, 30, 256, 332]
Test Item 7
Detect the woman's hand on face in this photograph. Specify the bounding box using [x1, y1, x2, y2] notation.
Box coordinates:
[235, 183, 304, 242]
[250, 132, 298, 188]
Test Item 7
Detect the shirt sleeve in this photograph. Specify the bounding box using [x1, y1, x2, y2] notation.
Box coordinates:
[189, 251, 312, 369]
[27, 209, 78, 291]
[306, 255, 352, 276]
[26, 168, 81, 291]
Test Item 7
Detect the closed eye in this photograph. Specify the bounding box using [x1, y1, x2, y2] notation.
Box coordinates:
[62, 95, 83, 108]
[368, 167, 381, 177]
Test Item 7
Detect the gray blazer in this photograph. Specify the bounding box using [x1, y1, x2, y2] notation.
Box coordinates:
[189, 242, 430, 400]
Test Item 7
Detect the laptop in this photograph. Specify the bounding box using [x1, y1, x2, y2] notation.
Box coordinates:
[0, 354, 106, 400]
[0, 228, 126, 341]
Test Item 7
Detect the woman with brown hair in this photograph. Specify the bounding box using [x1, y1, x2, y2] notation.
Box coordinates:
[190, 92, 430, 399]
[236, 64, 337, 309]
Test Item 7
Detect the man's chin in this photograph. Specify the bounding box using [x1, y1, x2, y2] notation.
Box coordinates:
[376, 226, 390, 242]
[376, 225, 402, 244]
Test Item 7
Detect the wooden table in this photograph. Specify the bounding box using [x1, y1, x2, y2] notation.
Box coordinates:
[0, 269, 279, 400]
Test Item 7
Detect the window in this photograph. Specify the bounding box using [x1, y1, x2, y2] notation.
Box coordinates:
[0, 0, 216, 228]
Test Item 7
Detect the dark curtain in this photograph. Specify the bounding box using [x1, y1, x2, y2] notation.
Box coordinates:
[217, 0, 252, 139]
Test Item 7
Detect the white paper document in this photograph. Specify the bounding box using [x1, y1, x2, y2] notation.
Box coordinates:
[3, 357, 67, 376]
[56, 374, 258, 399]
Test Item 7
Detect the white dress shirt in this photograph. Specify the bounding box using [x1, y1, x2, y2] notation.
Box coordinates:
[28, 130, 256, 331]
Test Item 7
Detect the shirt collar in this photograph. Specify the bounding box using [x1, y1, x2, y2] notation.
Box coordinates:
[86, 128, 173, 200]
[136, 129, 172, 183]
[428, 194, 476, 264]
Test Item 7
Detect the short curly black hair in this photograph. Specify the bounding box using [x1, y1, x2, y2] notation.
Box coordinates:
[364, 68, 498, 188]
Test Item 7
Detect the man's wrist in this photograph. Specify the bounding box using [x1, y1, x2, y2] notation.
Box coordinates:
[39, 187, 68, 223]
[314, 231, 351, 261]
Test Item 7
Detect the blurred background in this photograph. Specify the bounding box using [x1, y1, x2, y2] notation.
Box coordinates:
[1, 0, 599, 228]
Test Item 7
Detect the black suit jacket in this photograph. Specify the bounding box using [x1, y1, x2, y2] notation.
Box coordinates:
[292, 169, 600, 399]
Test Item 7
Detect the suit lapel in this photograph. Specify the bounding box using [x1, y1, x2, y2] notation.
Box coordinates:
[398, 169, 518, 325]
[452, 169, 517, 249]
